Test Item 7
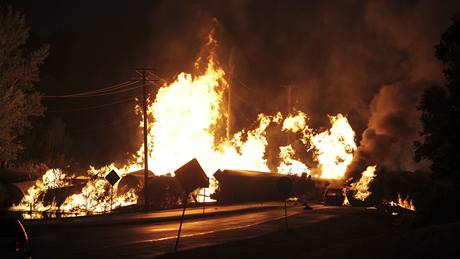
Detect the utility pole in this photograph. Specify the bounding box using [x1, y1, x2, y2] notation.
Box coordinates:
[227, 84, 231, 139]
[281, 84, 295, 115]
[287, 85, 292, 115]
[281, 84, 295, 144]
[142, 70, 149, 212]
[136, 68, 157, 212]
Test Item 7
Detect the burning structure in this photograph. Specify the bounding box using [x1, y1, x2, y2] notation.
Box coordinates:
[7, 27, 414, 218]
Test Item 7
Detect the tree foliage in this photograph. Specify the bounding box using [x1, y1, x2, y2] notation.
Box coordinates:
[415, 16, 460, 182]
[0, 7, 48, 164]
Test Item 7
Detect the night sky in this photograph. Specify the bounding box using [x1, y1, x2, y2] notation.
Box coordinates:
[4, 0, 460, 171]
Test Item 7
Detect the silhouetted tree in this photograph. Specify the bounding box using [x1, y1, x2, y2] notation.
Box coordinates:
[0, 6, 48, 165]
[415, 16, 460, 183]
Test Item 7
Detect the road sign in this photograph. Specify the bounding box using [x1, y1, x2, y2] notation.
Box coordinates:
[174, 158, 209, 194]
[105, 170, 120, 186]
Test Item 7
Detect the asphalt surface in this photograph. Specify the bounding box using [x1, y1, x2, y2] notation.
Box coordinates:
[24, 202, 283, 227]
[25, 203, 356, 258]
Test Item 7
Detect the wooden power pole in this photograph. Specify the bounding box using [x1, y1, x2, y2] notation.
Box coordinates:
[136, 68, 157, 212]
[227, 84, 231, 139]
[281, 84, 295, 144]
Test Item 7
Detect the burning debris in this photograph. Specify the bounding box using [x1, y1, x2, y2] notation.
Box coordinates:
[10, 166, 139, 218]
[349, 165, 377, 201]
[388, 194, 416, 212]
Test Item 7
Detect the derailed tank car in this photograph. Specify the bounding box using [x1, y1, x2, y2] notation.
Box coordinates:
[212, 169, 346, 204]
[212, 169, 312, 203]
[213, 170, 279, 203]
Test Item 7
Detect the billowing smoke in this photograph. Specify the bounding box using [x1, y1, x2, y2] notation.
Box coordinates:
[146, 0, 459, 175]
[347, 0, 459, 178]
[346, 81, 432, 179]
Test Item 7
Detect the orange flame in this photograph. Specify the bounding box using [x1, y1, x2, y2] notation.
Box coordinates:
[310, 114, 357, 179]
[389, 194, 416, 211]
[350, 165, 377, 201]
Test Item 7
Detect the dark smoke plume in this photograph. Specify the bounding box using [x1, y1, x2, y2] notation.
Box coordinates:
[145, 0, 459, 176]
[346, 0, 459, 178]
[346, 81, 432, 179]
[8, 0, 460, 168]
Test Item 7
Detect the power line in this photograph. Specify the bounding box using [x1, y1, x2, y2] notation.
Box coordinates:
[44, 84, 143, 98]
[65, 84, 143, 98]
[47, 97, 137, 113]
[234, 77, 262, 93]
[65, 81, 137, 96]
[147, 71, 168, 83]
[42, 81, 140, 98]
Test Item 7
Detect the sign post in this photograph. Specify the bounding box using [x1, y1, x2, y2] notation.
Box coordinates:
[105, 170, 120, 213]
[202, 187, 206, 215]
[277, 176, 293, 230]
[174, 193, 188, 254]
[173, 158, 209, 254]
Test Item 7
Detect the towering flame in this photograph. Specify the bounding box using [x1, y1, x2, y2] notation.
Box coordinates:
[139, 55, 228, 175]
[139, 52, 282, 176]
[12, 28, 360, 217]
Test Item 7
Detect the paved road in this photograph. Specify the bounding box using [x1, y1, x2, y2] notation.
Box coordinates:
[26, 204, 355, 258]
[24, 202, 283, 227]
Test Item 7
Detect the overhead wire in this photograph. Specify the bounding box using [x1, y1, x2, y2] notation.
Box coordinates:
[147, 71, 168, 84]
[233, 77, 262, 93]
[42, 81, 141, 98]
[40, 79, 156, 135]
[61, 84, 143, 98]
[47, 97, 138, 113]
[67, 81, 137, 96]
[43, 82, 151, 113]
[42, 81, 131, 97]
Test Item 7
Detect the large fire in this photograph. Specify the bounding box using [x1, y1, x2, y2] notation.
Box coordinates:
[12, 30, 363, 218]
